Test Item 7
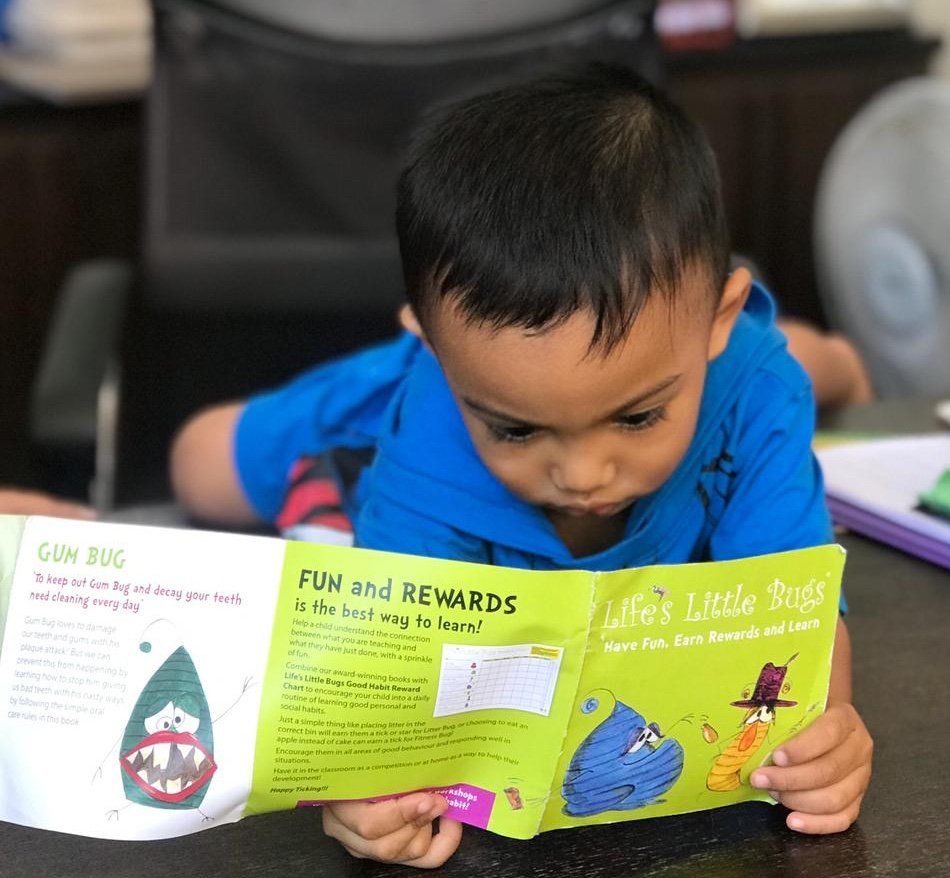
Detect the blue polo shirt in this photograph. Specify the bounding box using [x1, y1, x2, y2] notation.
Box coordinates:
[236, 283, 835, 574]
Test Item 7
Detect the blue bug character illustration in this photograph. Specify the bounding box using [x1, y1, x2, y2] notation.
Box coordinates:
[562, 689, 684, 816]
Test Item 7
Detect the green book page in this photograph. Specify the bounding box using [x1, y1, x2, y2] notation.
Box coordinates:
[248, 541, 594, 839]
[540, 545, 845, 832]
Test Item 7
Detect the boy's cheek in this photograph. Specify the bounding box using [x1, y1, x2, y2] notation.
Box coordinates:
[470, 443, 547, 501]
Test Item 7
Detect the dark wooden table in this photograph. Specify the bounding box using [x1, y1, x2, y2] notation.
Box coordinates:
[2, 404, 948, 877]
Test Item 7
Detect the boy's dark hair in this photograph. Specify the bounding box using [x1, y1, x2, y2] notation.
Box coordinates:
[396, 63, 730, 351]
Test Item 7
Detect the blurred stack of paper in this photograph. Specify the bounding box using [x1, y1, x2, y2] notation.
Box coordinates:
[736, 0, 910, 38]
[0, 0, 151, 103]
[817, 434, 950, 569]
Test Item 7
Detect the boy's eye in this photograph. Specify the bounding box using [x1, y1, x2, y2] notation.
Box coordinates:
[487, 423, 538, 444]
[618, 407, 665, 432]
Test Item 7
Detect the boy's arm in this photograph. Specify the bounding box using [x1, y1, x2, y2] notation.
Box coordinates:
[0, 488, 95, 520]
[827, 613, 853, 703]
[170, 402, 262, 527]
[172, 333, 419, 531]
[778, 319, 873, 409]
[750, 617, 873, 833]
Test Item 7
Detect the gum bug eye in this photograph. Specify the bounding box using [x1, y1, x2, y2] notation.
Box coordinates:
[144, 701, 176, 735]
[171, 705, 201, 734]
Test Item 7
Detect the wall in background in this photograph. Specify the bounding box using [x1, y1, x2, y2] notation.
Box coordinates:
[913, 0, 950, 77]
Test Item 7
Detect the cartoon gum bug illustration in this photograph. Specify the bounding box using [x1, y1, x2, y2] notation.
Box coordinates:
[96, 619, 252, 821]
[562, 690, 684, 817]
[706, 655, 798, 792]
[118, 644, 217, 809]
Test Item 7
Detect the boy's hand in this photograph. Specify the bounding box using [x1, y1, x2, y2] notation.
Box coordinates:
[750, 700, 872, 834]
[322, 793, 463, 868]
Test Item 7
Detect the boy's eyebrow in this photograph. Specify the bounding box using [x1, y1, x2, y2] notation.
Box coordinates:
[462, 374, 682, 427]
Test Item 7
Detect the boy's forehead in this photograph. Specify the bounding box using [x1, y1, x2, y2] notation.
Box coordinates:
[426, 261, 718, 353]
[428, 291, 710, 420]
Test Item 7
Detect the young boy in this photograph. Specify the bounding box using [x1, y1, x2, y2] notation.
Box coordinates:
[171, 65, 872, 867]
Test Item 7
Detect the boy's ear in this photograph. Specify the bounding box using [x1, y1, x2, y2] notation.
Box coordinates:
[707, 267, 752, 361]
[398, 304, 432, 349]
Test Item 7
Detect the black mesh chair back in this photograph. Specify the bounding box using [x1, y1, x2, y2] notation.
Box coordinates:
[116, 0, 661, 503]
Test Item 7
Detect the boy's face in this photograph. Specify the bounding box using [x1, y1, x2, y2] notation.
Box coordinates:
[403, 268, 750, 525]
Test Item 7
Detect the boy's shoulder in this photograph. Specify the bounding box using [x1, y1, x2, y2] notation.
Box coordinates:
[740, 333, 814, 414]
[703, 283, 814, 434]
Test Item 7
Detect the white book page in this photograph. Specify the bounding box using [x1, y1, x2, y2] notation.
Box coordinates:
[0, 518, 284, 839]
[817, 435, 950, 539]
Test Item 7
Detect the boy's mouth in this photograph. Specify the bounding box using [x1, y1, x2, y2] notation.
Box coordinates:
[553, 500, 629, 517]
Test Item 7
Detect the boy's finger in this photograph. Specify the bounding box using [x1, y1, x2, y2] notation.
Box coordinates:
[751, 735, 865, 792]
[401, 818, 464, 869]
[399, 825, 445, 864]
[770, 704, 858, 768]
[785, 799, 863, 835]
[769, 764, 869, 815]
[323, 808, 430, 861]
[328, 793, 446, 840]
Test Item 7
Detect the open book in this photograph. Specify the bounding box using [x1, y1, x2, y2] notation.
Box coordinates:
[0, 516, 842, 840]
[817, 434, 950, 569]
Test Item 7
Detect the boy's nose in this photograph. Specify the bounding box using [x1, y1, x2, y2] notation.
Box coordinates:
[551, 454, 616, 497]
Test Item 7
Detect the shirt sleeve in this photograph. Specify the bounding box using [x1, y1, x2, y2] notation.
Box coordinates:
[234, 334, 419, 522]
[709, 375, 832, 557]
[708, 363, 847, 611]
[355, 496, 491, 565]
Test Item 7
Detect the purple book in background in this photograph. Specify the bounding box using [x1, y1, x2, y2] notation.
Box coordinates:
[817, 435, 950, 570]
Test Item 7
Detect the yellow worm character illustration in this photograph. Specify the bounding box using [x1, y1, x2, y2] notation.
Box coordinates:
[706, 655, 797, 792]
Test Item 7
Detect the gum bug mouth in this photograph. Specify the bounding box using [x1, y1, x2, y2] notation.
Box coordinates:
[120, 731, 217, 803]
